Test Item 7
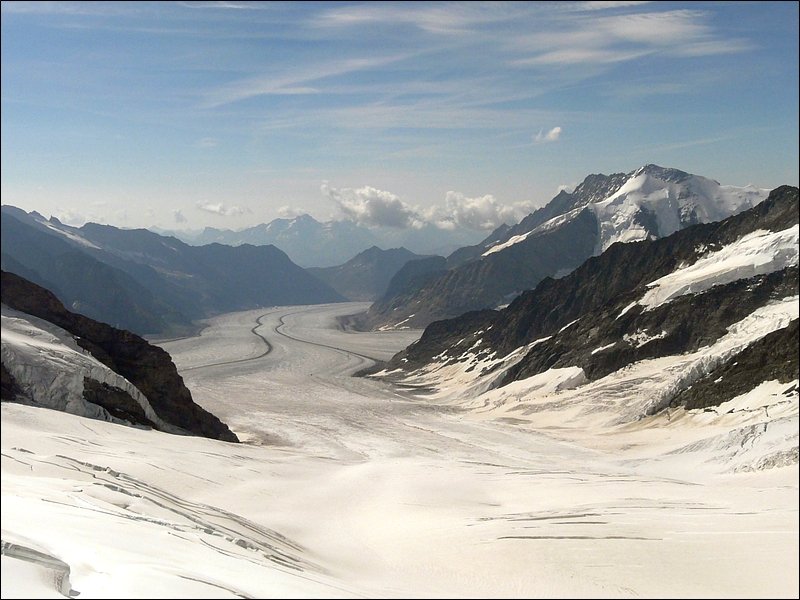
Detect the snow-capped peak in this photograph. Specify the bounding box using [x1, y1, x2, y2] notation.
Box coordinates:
[593, 166, 769, 253]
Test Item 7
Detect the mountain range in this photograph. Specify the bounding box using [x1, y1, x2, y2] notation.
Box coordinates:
[1, 207, 345, 336]
[380, 186, 798, 434]
[356, 165, 769, 331]
[169, 214, 484, 268]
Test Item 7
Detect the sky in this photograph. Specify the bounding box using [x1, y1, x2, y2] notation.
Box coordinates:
[1, 1, 798, 232]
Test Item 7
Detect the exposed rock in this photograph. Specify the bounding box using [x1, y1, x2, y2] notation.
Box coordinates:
[671, 319, 799, 410]
[1, 362, 26, 403]
[1, 270, 239, 442]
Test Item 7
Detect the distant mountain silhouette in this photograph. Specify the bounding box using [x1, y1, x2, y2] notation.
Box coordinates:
[1, 207, 345, 335]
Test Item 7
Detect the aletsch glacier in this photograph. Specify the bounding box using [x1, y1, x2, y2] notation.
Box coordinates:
[1, 171, 797, 598]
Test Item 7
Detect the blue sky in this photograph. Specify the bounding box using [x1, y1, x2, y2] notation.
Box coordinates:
[1, 1, 798, 231]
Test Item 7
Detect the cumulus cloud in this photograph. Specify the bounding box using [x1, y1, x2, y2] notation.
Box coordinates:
[430, 192, 535, 231]
[322, 182, 423, 228]
[534, 126, 562, 143]
[196, 202, 249, 216]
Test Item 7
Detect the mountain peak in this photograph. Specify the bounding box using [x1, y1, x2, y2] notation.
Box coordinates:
[632, 164, 691, 183]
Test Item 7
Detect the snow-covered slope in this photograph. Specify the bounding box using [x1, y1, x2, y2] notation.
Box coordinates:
[1, 270, 239, 441]
[484, 164, 768, 256]
[380, 186, 799, 468]
[2, 306, 176, 431]
[591, 165, 767, 252]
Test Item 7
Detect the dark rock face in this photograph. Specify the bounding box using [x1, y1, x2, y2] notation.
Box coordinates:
[1, 362, 25, 403]
[1, 270, 239, 442]
[671, 319, 799, 410]
[388, 186, 799, 410]
[82, 377, 158, 428]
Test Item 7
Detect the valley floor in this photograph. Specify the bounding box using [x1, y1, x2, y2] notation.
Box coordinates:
[2, 303, 798, 598]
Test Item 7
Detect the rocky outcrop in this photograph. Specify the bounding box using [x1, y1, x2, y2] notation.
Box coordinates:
[671, 319, 799, 410]
[1, 362, 25, 403]
[1, 270, 239, 442]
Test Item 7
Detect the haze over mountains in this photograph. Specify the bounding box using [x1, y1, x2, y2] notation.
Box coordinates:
[168, 214, 484, 268]
[1, 206, 345, 336]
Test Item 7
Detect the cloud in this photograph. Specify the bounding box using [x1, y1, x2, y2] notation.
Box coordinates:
[556, 183, 577, 194]
[322, 183, 423, 229]
[196, 202, 248, 216]
[576, 1, 652, 10]
[201, 55, 410, 109]
[276, 205, 306, 218]
[316, 3, 526, 35]
[513, 8, 751, 67]
[534, 126, 562, 143]
[430, 192, 535, 231]
[322, 182, 539, 231]
[173, 209, 187, 223]
[196, 137, 218, 148]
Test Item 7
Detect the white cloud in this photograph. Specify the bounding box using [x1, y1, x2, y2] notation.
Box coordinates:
[577, 1, 652, 10]
[173, 209, 187, 223]
[322, 183, 537, 231]
[196, 202, 248, 216]
[322, 183, 423, 229]
[534, 126, 562, 143]
[431, 192, 535, 231]
[276, 205, 306, 218]
[201, 55, 410, 109]
[196, 137, 218, 148]
[316, 3, 526, 35]
[556, 183, 577, 194]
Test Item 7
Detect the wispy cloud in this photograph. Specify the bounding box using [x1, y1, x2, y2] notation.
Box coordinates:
[196, 202, 249, 216]
[534, 126, 563, 143]
[195, 137, 218, 148]
[576, 1, 653, 11]
[512, 8, 751, 67]
[201, 54, 411, 108]
[315, 2, 528, 35]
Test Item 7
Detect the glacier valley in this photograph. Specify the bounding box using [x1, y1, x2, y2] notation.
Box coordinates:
[1, 302, 797, 598]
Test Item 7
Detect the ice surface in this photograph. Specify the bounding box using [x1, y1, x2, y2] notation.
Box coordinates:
[2, 302, 797, 598]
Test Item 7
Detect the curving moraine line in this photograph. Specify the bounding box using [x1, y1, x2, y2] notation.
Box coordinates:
[181, 312, 273, 372]
[272, 310, 378, 371]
